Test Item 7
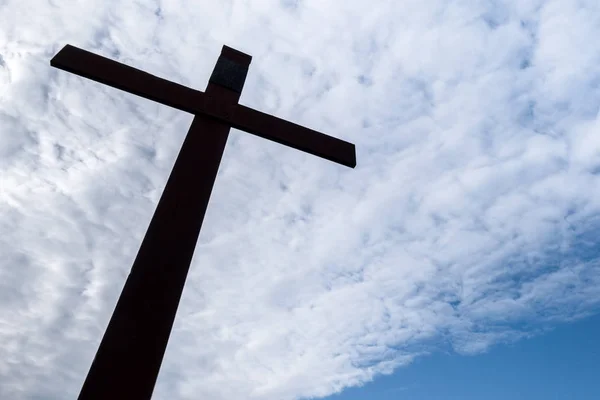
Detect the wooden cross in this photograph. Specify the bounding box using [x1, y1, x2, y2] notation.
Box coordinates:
[50, 44, 356, 400]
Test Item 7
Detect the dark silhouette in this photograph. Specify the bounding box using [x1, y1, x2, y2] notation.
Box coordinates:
[50, 44, 356, 399]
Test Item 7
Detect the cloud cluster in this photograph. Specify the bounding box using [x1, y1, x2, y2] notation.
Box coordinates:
[1, 0, 600, 399]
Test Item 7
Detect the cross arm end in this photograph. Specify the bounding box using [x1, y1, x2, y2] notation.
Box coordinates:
[231, 105, 357, 169]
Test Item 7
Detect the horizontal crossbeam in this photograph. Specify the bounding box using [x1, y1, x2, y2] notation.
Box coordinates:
[50, 45, 356, 168]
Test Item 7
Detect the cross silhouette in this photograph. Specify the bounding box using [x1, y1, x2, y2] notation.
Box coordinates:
[50, 44, 356, 399]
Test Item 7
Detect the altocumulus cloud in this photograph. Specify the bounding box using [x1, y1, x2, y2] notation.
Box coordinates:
[1, 0, 600, 399]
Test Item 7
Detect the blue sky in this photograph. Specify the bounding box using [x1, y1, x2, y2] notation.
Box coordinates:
[1, 0, 600, 399]
[326, 311, 600, 400]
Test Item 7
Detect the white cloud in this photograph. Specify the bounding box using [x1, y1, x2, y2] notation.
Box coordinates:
[1, 0, 600, 399]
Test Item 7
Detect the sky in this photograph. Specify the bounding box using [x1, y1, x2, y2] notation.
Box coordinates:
[1, 0, 600, 399]
[326, 311, 600, 400]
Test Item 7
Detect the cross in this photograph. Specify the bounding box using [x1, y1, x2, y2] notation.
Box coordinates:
[50, 44, 356, 400]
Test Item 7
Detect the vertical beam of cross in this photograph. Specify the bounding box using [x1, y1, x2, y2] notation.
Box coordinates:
[76, 48, 250, 400]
